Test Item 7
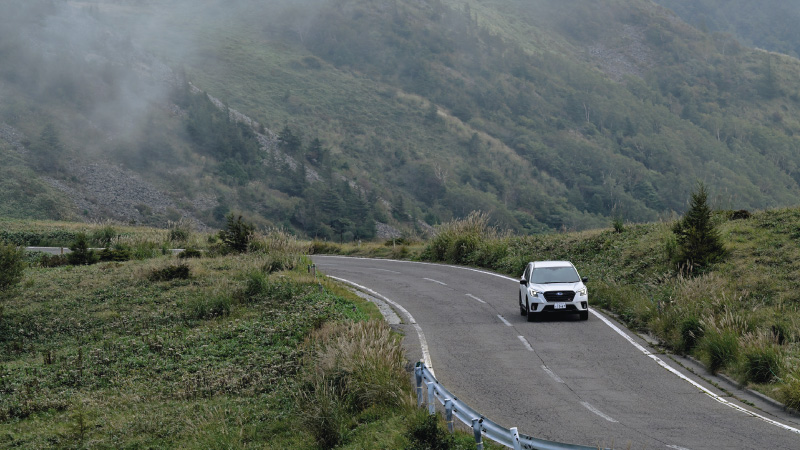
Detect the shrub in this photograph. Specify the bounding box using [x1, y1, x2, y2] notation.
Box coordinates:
[178, 247, 203, 259]
[405, 411, 456, 450]
[98, 244, 132, 262]
[0, 242, 26, 292]
[40, 254, 69, 268]
[67, 233, 98, 265]
[148, 263, 191, 282]
[219, 214, 254, 253]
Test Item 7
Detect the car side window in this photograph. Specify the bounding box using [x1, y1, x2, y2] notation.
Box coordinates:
[524, 264, 532, 280]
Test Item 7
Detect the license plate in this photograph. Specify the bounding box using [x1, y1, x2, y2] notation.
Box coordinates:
[554, 303, 566, 309]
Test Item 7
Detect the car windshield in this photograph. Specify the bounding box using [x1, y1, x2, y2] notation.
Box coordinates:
[530, 266, 579, 284]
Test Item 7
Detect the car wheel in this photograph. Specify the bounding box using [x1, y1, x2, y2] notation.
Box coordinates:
[519, 294, 526, 316]
[579, 310, 589, 321]
[526, 302, 536, 322]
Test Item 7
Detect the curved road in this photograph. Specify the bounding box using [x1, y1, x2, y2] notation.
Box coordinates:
[312, 256, 800, 450]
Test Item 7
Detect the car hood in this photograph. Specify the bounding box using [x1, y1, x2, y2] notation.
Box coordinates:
[529, 282, 583, 292]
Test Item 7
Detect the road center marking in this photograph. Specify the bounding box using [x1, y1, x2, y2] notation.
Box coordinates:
[581, 402, 618, 423]
[466, 293, 487, 304]
[517, 335, 534, 351]
[497, 315, 512, 326]
[424, 277, 447, 286]
[542, 365, 564, 383]
[373, 268, 401, 274]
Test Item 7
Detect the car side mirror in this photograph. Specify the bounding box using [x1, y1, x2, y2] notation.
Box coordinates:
[520, 279, 528, 286]
[582, 277, 589, 283]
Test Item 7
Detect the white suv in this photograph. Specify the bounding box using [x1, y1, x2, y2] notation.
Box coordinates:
[519, 261, 589, 321]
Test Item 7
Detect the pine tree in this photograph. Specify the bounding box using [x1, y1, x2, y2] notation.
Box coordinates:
[672, 183, 725, 270]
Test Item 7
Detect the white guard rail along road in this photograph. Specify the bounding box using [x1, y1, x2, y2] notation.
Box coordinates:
[415, 362, 608, 450]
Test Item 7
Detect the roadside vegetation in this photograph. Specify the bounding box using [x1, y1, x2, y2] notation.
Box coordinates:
[0, 218, 497, 449]
[314, 200, 800, 409]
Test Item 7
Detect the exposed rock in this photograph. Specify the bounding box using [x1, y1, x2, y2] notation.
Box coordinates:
[587, 25, 654, 81]
[0, 123, 28, 153]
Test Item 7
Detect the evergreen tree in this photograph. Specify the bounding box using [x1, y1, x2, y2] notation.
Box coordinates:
[672, 183, 725, 270]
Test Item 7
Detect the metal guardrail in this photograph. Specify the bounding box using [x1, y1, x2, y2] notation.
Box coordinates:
[415, 362, 608, 450]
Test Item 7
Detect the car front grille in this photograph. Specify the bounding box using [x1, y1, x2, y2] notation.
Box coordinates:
[543, 291, 576, 302]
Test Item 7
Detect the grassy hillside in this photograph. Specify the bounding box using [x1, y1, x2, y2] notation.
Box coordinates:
[0, 223, 494, 449]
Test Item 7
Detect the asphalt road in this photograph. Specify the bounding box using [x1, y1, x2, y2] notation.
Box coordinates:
[312, 255, 800, 450]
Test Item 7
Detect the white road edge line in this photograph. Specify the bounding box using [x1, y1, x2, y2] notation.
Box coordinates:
[591, 309, 800, 435]
[424, 277, 447, 286]
[466, 293, 487, 304]
[581, 401, 618, 423]
[318, 256, 800, 435]
[327, 275, 435, 377]
[517, 335, 534, 352]
[497, 314, 512, 327]
[542, 365, 565, 384]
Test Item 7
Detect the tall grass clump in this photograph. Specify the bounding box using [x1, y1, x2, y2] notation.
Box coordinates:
[424, 211, 499, 265]
[779, 370, 800, 411]
[698, 328, 740, 374]
[296, 320, 411, 448]
[739, 331, 785, 384]
[251, 228, 309, 273]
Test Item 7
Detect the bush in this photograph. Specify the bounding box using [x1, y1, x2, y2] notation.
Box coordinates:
[0, 242, 26, 292]
[148, 263, 191, 282]
[177, 247, 203, 259]
[67, 233, 98, 266]
[98, 244, 132, 262]
[405, 412, 456, 450]
[40, 254, 69, 268]
[219, 214, 254, 253]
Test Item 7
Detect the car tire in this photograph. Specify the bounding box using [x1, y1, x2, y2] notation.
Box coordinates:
[527, 302, 536, 322]
[519, 294, 527, 316]
[579, 310, 589, 321]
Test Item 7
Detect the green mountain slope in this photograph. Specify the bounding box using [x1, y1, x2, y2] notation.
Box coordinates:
[654, 0, 800, 58]
[2, 0, 800, 237]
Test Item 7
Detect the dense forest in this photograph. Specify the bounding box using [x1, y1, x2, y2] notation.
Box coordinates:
[2, 0, 800, 236]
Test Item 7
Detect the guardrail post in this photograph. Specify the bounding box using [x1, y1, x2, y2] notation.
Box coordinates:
[472, 418, 483, 450]
[445, 398, 454, 433]
[426, 382, 436, 415]
[415, 364, 423, 408]
[511, 427, 522, 450]
[311, 264, 316, 278]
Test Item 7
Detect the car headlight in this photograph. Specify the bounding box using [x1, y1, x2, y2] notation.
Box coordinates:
[577, 287, 587, 296]
[528, 288, 540, 297]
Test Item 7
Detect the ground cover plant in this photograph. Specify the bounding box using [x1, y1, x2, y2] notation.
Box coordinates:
[1, 220, 495, 449]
